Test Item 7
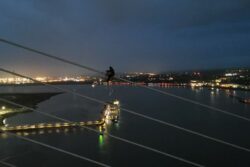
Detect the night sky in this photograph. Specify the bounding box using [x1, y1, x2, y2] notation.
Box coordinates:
[0, 0, 250, 76]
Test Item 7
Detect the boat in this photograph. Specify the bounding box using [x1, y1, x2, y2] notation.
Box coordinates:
[239, 99, 250, 104]
[103, 100, 120, 123]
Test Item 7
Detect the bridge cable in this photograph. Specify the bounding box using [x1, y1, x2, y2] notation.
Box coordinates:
[0, 38, 249, 123]
[1, 131, 111, 167]
[0, 160, 16, 167]
[0, 68, 250, 155]
[0, 98, 205, 167]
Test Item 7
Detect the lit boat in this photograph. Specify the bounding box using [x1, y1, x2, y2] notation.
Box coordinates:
[239, 99, 250, 104]
[103, 100, 120, 123]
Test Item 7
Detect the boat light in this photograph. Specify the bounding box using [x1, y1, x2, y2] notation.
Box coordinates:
[113, 100, 120, 105]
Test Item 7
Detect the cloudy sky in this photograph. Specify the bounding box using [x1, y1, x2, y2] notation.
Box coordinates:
[0, 0, 250, 76]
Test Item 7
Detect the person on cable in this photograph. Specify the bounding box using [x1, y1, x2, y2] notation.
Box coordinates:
[106, 66, 115, 83]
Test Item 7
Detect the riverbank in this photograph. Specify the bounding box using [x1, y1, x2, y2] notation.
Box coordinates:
[0, 92, 63, 122]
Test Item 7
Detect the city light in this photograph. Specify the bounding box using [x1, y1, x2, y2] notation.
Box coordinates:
[225, 73, 238, 77]
[0, 76, 88, 85]
[0, 77, 32, 84]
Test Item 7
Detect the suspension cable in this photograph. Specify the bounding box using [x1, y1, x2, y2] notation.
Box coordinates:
[2, 131, 111, 167]
[0, 98, 205, 167]
[0, 160, 16, 167]
[0, 38, 249, 123]
[0, 68, 250, 155]
[0, 129, 110, 167]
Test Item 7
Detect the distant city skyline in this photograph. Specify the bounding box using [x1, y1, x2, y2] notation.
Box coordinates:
[0, 0, 250, 76]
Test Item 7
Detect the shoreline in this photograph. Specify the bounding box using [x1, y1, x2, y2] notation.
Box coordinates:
[0, 82, 249, 92]
[0, 92, 63, 122]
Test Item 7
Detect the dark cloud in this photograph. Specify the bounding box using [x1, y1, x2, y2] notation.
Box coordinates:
[0, 0, 250, 76]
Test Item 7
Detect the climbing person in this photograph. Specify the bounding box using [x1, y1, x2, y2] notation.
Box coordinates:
[106, 66, 115, 83]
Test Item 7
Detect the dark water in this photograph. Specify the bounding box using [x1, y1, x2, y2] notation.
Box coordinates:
[0, 85, 250, 167]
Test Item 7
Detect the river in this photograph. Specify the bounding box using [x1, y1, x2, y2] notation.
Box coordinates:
[0, 85, 250, 167]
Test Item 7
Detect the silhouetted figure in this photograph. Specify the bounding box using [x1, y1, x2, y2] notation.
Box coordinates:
[106, 66, 115, 83]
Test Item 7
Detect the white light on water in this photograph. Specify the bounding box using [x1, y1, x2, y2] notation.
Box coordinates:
[1, 106, 6, 110]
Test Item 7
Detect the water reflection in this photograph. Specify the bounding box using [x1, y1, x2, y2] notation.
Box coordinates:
[0, 127, 82, 139]
[97, 117, 121, 150]
[99, 135, 104, 148]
